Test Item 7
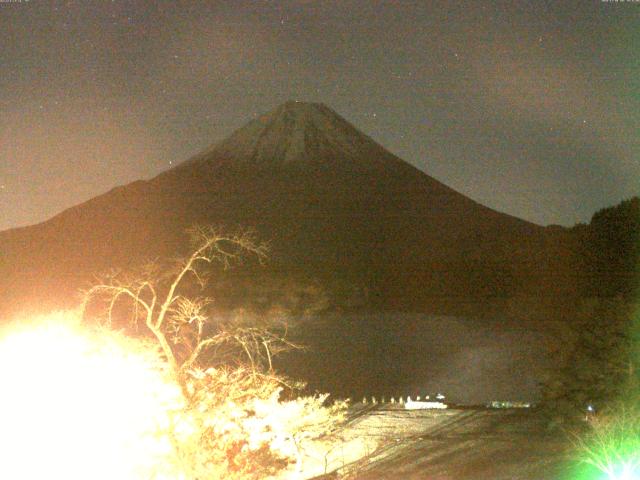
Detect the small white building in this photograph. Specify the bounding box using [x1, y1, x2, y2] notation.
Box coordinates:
[404, 399, 447, 410]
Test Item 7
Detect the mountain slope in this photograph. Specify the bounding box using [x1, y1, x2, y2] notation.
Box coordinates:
[0, 101, 563, 319]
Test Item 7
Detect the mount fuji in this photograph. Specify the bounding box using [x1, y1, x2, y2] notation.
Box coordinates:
[0, 101, 566, 319]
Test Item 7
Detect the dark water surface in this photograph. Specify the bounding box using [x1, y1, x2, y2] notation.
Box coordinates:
[279, 313, 553, 404]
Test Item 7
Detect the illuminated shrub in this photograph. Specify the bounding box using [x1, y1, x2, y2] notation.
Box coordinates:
[573, 403, 640, 480]
[169, 367, 347, 479]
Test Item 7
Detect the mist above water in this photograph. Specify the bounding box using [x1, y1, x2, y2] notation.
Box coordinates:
[280, 313, 552, 405]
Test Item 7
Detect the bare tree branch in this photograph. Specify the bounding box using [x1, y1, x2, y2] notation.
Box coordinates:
[81, 225, 295, 402]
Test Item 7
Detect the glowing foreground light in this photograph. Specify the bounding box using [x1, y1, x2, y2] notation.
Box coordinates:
[574, 463, 640, 480]
[600, 461, 640, 480]
[568, 418, 640, 480]
[0, 312, 186, 480]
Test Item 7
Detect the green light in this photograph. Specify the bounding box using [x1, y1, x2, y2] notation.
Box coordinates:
[565, 461, 639, 480]
[567, 405, 640, 480]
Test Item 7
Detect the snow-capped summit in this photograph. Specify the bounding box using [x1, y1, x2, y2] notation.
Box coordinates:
[186, 101, 402, 173]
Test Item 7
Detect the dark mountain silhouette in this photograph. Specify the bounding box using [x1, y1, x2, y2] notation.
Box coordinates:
[0, 101, 573, 320]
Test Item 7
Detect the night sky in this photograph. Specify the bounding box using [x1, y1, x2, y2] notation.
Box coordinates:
[1, 0, 638, 231]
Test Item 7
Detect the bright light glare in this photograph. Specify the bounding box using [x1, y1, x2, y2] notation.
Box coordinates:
[610, 464, 640, 480]
[0, 312, 185, 480]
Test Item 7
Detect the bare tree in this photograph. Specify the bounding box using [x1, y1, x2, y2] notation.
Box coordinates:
[81, 225, 295, 399]
[80, 225, 349, 479]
